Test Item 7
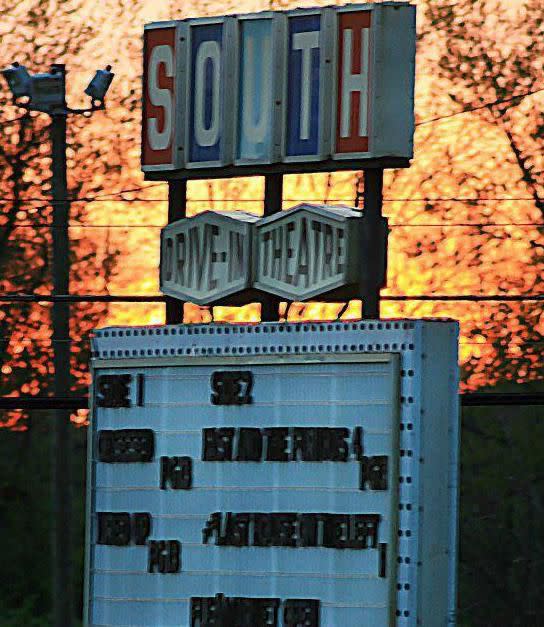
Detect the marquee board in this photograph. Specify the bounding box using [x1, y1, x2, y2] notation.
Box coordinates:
[141, 3, 416, 179]
[85, 320, 459, 626]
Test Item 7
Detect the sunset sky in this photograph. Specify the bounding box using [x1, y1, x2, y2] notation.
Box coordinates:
[0, 0, 542, 410]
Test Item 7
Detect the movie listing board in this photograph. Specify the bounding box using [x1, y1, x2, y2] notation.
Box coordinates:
[86, 321, 459, 627]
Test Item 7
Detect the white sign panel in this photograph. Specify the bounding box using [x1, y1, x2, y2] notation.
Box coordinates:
[142, 22, 185, 171]
[160, 211, 258, 305]
[254, 204, 362, 301]
[86, 321, 460, 627]
[185, 17, 234, 169]
[234, 14, 284, 165]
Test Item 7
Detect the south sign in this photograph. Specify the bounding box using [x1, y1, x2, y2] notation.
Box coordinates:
[142, 3, 416, 177]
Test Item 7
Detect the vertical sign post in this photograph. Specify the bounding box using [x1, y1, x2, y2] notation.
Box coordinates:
[262, 173, 283, 321]
[361, 169, 386, 319]
[166, 180, 187, 324]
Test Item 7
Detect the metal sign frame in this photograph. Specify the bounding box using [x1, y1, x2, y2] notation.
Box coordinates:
[253, 203, 363, 301]
[184, 16, 236, 170]
[331, 3, 416, 162]
[232, 11, 285, 167]
[85, 320, 459, 627]
[141, 3, 416, 180]
[142, 21, 186, 173]
[160, 210, 259, 305]
[279, 7, 334, 164]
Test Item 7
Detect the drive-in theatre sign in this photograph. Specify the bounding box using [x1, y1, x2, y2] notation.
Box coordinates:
[142, 3, 416, 178]
[160, 204, 385, 304]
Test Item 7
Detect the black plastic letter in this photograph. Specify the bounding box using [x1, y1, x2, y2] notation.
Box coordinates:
[160, 456, 192, 490]
[360, 455, 389, 490]
[96, 374, 131, 408]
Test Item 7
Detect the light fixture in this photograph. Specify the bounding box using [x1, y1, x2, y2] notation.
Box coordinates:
[28, 64, 66, 112]
[84, 65, 114, 105]
[1, 62, 32, 98]
[2, 62, 114, 115]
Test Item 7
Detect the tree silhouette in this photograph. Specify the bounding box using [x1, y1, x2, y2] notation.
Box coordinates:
[0, 0, 121, 427]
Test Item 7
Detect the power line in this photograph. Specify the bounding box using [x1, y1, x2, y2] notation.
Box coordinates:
[0, 112, 34, 127]
[2, 221, 543, 229]
[1, 391, 544, 411]
[415, 87, 544, 126]
[2, 88, 542, 142]
[1, 85, 541, 132]
[0, 294, 543, 304]
[390, 222, 544, 227]
[0, 184, 165, 204]
[88, 182, 165, 199]
[0, 196, 542, 204]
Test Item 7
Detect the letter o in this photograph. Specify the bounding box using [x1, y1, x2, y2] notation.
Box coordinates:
[194, 40, 221, 147]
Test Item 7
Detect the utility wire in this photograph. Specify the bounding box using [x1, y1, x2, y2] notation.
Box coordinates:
[2, 221, 543, 229]
[2, 87, 542, 135]
[3, 392, 544, 410]
[0, 196, 542, 204]
[0, 294, 543, 303]
[0, 112, 34, 127]
[0, 85, 540, 131]
[0, 184, 165, 203]
[415, 87, 544, 126]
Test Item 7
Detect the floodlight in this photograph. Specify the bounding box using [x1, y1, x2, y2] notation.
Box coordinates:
[84, 65, 114, 103]
[29, 66, 65, 112]
[1, 62, 32, 98]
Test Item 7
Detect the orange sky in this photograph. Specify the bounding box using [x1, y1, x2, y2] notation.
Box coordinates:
[1, 0, 542, 402]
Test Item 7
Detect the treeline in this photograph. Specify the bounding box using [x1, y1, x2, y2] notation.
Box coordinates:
[1, 387, 543, 625]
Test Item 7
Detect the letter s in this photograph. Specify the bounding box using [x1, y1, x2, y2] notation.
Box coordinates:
[147, 44, 173, 151]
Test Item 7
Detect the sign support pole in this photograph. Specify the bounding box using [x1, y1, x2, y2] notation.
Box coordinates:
[51, 102, 74, 627]
[165, 180, 187, 324]
[361, 168, 386, 319]
[261, 173, 283, 321]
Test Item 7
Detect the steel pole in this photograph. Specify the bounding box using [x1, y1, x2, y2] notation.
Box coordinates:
[165, 180, 187, 324]
[361, 169, 387, 319]
[51, 99, 73, 626]
[261, 173, 283, 321]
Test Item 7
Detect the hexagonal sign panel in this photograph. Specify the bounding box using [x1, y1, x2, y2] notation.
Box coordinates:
[254, 203, 362, 301]
[160, 211, 258, 305]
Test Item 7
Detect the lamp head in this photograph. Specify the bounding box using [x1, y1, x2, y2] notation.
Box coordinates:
[29, 67, 65, 112]
[1, 63, 32, 98]
[84, 65, 114, 105]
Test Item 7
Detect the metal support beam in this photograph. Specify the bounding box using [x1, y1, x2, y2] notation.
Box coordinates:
[261, 174, 283, 322]
[165, 180, 187, 324]
[361, 169, 387, 319]
[50, 95, 73, 627]
[3, 392, 544, 411]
